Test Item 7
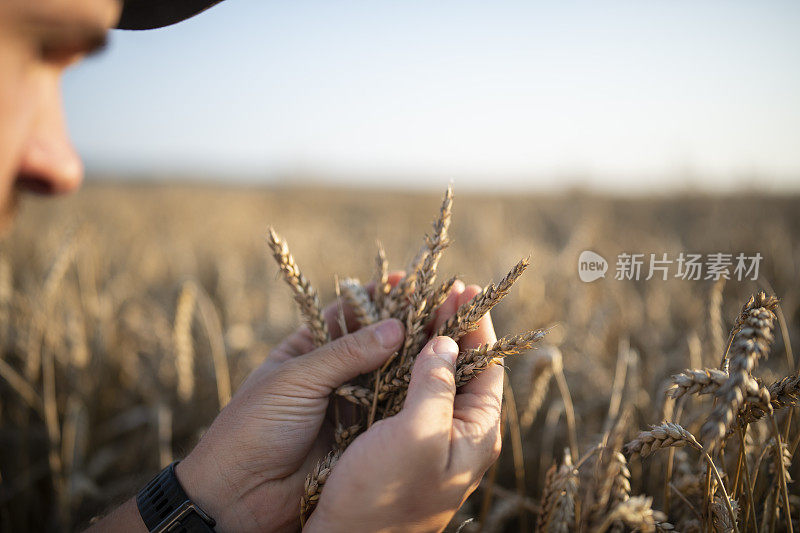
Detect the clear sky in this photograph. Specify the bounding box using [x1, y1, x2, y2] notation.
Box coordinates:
[64, 0, 800, 192]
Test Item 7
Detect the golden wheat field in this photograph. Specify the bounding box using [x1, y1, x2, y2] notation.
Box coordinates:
[0, 183, 799, 532]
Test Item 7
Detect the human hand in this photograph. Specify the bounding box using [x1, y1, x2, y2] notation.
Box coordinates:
[175, 274, 487, 533]
[175, 278, 406, 532]
[304, 284, 502, 533]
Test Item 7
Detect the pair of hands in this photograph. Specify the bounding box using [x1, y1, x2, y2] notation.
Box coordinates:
[167, 274, 502, 532]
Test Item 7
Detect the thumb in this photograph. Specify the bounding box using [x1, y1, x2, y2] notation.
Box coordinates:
[402, 336, 459, 427]
[288, 319, 404, 393]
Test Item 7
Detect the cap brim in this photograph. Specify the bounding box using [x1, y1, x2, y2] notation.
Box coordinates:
[116, 0, 223, 30]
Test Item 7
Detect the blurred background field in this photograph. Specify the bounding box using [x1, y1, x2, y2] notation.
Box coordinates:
[0, 0, 796, 530]
[1, 183, 798, 531]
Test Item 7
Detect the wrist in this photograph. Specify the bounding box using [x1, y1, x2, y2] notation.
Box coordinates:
[175, 453, 252, 533]
[85, 497, 148, 533]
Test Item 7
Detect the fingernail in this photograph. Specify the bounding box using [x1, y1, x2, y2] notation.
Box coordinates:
[374, 319, 404, 349]
[452, 279, 465, 294]
[431, 336, 458, 365]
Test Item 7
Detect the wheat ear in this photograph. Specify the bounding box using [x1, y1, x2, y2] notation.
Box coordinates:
[267, 227, 330, 347]
[667, 368, 729, 399]
[740, 370, 800, 424]
[339, 278, 378, 327]
[373, 241, 390, 315]
[300, 449, 341, 526]
[720, 291, 779, 370]
[538, 453, 578, 533]
[594, 495, 666, 533]
[455, 330, 547, 387]
[710, 496, 739, 533]
[334, 424, 361, 450]
[341, 330, 547, 410]
[398, 187, 454, 364]
[701, 295, 777, 451]
[436, 257, 529, 342]
[398, 288, 430, 367]
[599, 450, 631, 513]
[624, 423, 702, 457]
[625, 423, 740, 533]
[383, 186, 452, 320]
[334, 384, 374, 407]
[400, 275, 459, 360]
[380, 330, 546, 418]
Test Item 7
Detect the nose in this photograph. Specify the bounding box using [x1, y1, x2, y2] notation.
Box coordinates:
[15, 82, 83, 195]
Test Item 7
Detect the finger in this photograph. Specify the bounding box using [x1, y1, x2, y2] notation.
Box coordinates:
[429, 279, 466, 334]
[403, 336, 459, 432]
[454, 285, 503, 425]
[286, 318, 404, 394]
[271, 300, 360, 361]
[277, 271, 408, 359]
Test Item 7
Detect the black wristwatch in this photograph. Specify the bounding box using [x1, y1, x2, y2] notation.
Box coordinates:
[136, 462, 217, 533]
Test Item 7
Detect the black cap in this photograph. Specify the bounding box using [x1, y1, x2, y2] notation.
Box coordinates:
[116, 0, 224, 30]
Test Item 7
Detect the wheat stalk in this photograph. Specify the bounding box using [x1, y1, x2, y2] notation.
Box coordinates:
[709, 278, 726, 365]
[520, 348, 558, 429]
[174, 282, 196, 403]
[0, 255, 11, 338]
[0, 357, 43, 414]
[192, 282, 232, 408]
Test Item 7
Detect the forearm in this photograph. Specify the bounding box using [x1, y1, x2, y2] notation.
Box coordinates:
[84, 497, 148, 533]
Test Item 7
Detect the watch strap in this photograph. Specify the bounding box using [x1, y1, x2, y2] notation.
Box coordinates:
[137, 462, 216, 533]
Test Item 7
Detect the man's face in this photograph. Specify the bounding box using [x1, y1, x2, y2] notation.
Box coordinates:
[0, 0, 120, 231]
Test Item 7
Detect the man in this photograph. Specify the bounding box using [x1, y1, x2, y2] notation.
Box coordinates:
[0, 1, 503, 531]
